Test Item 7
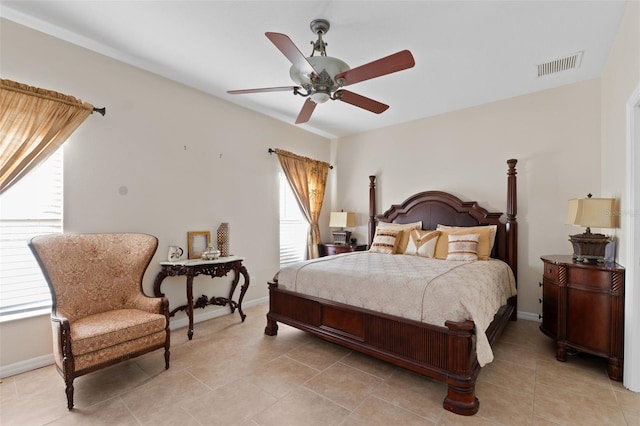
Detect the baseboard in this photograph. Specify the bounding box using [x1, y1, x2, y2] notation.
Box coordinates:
[517, 310, 541, 322]
[0, 353, 54, 379]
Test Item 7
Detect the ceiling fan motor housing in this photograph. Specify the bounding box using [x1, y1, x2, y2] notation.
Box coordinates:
[289, 56, 350, 102]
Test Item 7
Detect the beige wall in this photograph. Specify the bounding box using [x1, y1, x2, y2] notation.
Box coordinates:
[601, 0, 640, 264]
[0, 19, 331, 372]
[600, 0, 640, 391]
[336, 79, 602, 317]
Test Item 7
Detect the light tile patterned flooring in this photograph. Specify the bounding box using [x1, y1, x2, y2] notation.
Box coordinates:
[1, 303, 639, 425]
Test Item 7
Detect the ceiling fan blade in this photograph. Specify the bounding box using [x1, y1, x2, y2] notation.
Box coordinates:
[295, 98, 317, 124]
[227, 86, 299, 95]
[336, 90, 389, 114]
[335, 50, 415, 87]
[265, 32, 317, 76]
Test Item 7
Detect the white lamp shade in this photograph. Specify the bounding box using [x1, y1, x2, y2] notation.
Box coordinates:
[329, 211, 356, 228]
[566, 197, 616, 228]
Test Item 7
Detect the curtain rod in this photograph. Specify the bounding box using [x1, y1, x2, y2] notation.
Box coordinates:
[268, 148, 333, 169]
[92, 107, 106, 116]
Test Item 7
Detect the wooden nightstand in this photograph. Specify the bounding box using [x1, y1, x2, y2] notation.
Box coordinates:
[539, 255, 625, 381]
[318, 243, 367, 257]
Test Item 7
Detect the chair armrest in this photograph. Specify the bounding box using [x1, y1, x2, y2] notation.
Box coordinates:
[50, 314, 72, 363]
[128, 293, 169, 316]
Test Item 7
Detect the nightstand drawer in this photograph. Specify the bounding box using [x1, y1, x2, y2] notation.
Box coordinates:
[567, 268, 612, 290]
[543, 263, 559, 281]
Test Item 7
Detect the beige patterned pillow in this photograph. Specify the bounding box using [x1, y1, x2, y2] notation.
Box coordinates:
[435, 225, 496, 260]
[446, 233, 480, 261]
[376, 221, 422, 254]
[405, 230, 440, 258]
[369, 228, 401, 254]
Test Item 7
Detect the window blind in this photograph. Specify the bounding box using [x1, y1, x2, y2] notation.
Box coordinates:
[0, 149, 62, 318]
[279, 172, 308, 266]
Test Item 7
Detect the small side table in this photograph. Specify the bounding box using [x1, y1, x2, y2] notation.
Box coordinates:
[153, 256, 249, 340]
[318, 243, 368, 257]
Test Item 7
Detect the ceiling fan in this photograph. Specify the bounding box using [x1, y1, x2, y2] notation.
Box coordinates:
[227, 19, 415, 124]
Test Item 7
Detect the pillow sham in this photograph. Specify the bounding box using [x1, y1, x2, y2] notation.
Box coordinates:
[446, 233, 479, 261]
[376, 221, 422, 254]
[404, 229, 440, 258]
[369, 228, 401, 254]
[435, 224, 496, 260]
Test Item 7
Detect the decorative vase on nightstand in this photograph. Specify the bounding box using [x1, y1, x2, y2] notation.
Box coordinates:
[217, 222, 229, 257]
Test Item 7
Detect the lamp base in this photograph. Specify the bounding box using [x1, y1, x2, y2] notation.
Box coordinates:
[569, 232, 611, 263]
[332, 230, 352, 245]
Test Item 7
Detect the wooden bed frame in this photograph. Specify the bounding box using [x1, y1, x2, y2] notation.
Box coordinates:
[265, 159, 518, 415]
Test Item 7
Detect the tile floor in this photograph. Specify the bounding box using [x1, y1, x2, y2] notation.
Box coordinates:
[1, 303, 639, 425]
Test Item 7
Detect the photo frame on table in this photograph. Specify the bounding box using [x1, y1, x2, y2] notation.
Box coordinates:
[187, 231, 210, 259]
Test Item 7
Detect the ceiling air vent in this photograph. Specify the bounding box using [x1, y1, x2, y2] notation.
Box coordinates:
[537, 51, 583, 77]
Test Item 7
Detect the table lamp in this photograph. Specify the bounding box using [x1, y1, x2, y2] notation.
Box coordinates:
[329, 211, 356, 245]
[566, 194, 616, 263]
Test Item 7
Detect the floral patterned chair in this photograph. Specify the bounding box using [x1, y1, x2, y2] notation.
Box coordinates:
[28, 233, 170, 409]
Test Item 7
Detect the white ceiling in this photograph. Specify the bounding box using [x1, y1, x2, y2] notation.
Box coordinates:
[1, 1, 627, 139]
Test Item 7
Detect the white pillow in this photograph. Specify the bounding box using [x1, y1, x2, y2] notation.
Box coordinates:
[446, 233, 479, 261]
[376, 221, 422, 254]
[405, 230, 440, 258]
[369, 228, 401, 254]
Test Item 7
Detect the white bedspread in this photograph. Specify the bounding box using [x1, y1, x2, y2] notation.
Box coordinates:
[275, 252, 517, 366]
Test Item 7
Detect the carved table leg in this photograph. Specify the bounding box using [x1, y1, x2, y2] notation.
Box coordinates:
[153, 271, 169, 297]
[228, 265, 240, 315]
[186, 275, 194, 340]
[236, 265, 250, 322]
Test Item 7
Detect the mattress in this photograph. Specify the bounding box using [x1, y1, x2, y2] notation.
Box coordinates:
[275, 251, 517, 366]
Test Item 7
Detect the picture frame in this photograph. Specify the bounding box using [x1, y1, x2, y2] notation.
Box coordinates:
[187, 231, 210, 259]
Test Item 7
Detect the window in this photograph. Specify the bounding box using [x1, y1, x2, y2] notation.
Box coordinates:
[0, 149, 63, 320]
[279, 172, 308, 266]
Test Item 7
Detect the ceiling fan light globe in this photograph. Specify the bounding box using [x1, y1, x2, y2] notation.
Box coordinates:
[310, 92, 331, 104]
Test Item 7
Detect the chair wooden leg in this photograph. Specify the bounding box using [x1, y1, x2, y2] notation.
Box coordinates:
[65, 379, 74, 410]
[164, 347, 170, 369]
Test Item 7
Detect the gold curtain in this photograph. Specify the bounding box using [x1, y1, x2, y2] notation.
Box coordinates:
[275, 149, 330, 259]
[0, 79, 94, 195]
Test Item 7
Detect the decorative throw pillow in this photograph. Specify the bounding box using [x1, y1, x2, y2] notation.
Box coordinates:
[405, 230, 440, 258]
[369, 228, 401, 254]
[435, 225, 497, 260]
[446, 233, 480, 261]
[376, 221, 422, 254]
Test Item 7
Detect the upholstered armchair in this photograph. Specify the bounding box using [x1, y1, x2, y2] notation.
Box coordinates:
[28, 233, 170, 410]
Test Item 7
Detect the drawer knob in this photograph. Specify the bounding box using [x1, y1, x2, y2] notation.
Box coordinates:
[539, 314, 542, 319]
[539, 298, 542, 304]
[539, 282, 543, 287]
[548, 268, 552, 273]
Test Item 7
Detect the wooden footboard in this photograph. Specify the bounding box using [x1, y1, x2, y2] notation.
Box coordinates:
[265, 282, 516, 416]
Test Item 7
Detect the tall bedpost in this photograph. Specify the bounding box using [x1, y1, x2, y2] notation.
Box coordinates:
[369, 175, 376, 246]
[506, 159, 518, 320]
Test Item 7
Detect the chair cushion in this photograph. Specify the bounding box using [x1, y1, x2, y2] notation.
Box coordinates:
[71, 309, 166, 356]
[73, 331, 168, 372]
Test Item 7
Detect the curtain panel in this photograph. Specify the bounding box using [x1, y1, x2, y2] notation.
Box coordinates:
[0, 79, 94, 195]
[275, 149, 330, 259]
